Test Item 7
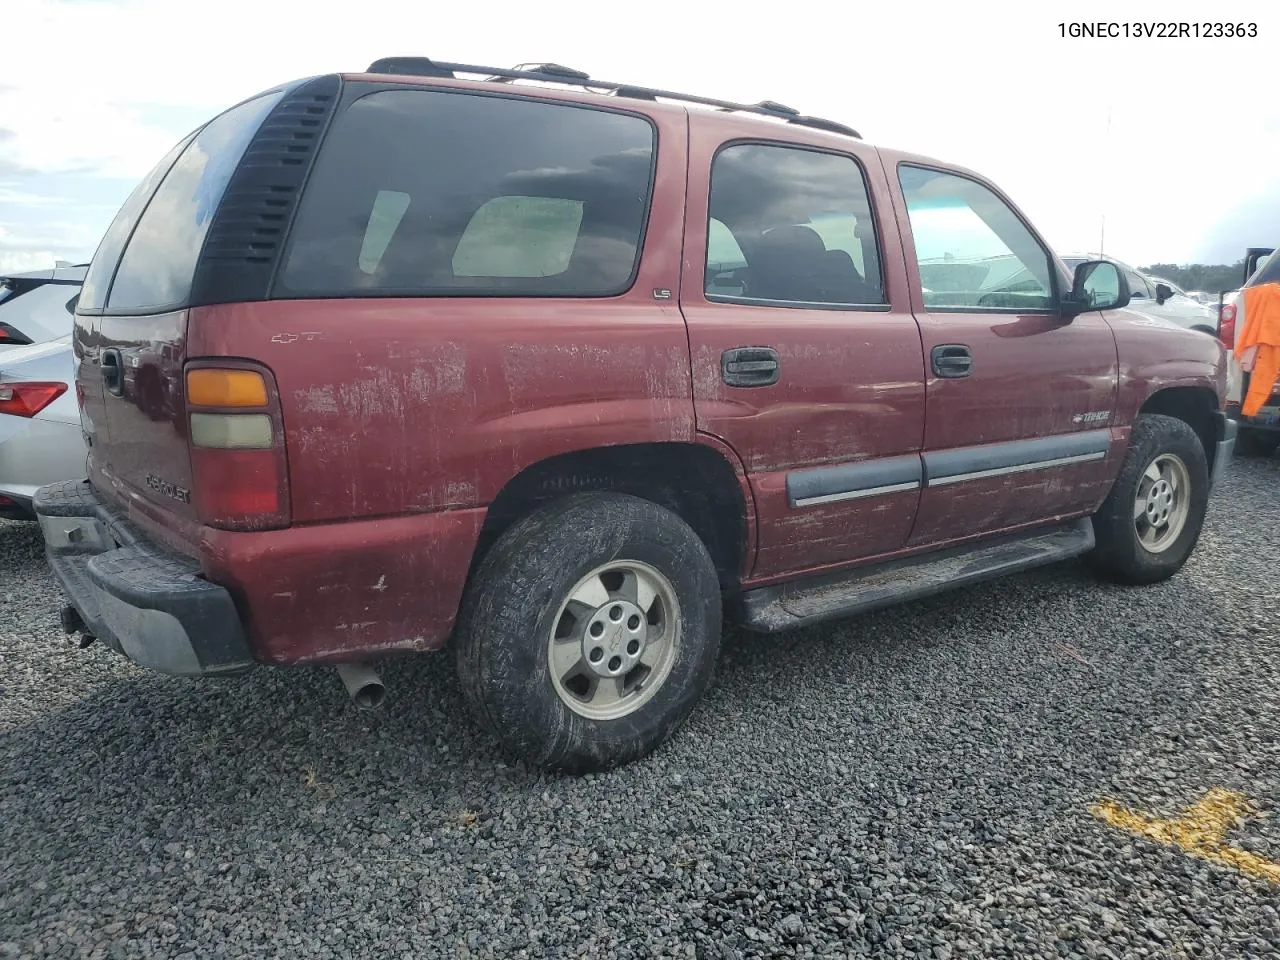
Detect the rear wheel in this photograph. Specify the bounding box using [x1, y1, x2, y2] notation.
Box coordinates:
[1236, 428, 1280, 458]
[1087, 414, 1209, 585]
[454, 492, 722, 774]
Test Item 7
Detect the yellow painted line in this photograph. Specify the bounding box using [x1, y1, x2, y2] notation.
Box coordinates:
[1091, 788, 1280, 884]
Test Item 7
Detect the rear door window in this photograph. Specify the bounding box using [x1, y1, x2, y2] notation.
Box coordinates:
[105, 90, 285, 313]
[277, 90, 656, 298]
[705, 143, 886, 308]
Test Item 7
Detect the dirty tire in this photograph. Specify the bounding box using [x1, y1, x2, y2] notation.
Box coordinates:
[454, 492, 721, 774]
[1235, 428, 1280, 458]
[1087, 414, 1209, 586]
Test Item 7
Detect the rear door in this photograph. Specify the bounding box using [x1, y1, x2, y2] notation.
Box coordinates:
[74, 130, 198, 456]
[681, 117, 926, 579]
[887, 159, 1120, 547]
[82, 90, 284, 529]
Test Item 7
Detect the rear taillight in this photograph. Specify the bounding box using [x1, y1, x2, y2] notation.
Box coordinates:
[0, 381, 67, 418]
[185, 364, 290, 531]
[0, 323, 34, 345]
[1219, 302, 1236, 349]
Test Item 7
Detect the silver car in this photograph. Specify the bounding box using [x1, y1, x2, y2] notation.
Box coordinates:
[0, 335, 85, 520]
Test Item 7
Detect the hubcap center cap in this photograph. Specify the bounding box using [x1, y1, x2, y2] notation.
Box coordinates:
[583, 600, 646, 677]
[1146, 479, 1175, 525]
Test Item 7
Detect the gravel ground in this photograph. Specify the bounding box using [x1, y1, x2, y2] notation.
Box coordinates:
[2, 455, 1279, 960]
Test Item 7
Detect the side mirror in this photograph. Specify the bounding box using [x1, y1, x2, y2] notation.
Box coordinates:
[1061, 260, 1131, 319]
[1154, 282, 1173, 305]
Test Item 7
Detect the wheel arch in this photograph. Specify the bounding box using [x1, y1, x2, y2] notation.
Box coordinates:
[1137, 385, 1220, 472]
[468, 440, 755, 594]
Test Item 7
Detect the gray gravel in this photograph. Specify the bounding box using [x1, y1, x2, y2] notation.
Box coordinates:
[3, 455, 1280, 959]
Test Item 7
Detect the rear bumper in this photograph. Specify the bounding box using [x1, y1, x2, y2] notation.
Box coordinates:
[1211, 411, 1237, 490]
[33, 480, 253, 676]
[1226, 401, 1280, 434]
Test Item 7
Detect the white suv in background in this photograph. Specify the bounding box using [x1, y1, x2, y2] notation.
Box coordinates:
[1061, 254, 1220, 335]
[0, 264, 86, 349]
[1219, 247, 1279, 457]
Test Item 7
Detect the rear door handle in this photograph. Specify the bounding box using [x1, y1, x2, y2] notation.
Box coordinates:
[101, 348, 124, 396]
[722, 347, 779, 387]
[931, 344, 972, 379]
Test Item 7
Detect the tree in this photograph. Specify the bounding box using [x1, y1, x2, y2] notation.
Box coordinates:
[1138, 261, 1247, 293]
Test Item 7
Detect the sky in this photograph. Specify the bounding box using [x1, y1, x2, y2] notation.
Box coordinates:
[2, 0, 1278, 275]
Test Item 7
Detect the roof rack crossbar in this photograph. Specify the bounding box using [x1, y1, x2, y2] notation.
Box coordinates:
[362, 57, 861, 139]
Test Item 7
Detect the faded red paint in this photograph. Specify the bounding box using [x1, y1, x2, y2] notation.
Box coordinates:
[73, 74, 1229, 667]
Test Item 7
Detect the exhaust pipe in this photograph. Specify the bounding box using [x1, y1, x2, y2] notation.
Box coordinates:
[336, 663, 385, 710]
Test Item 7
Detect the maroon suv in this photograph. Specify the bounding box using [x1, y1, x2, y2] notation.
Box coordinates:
[35, 58, 1235, 773]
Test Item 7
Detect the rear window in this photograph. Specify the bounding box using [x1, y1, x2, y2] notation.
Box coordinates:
[277, 90, 656, 298]
[105, 90, 285, 313]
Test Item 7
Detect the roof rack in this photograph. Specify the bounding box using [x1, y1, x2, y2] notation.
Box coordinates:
[363, 57, 861, 139]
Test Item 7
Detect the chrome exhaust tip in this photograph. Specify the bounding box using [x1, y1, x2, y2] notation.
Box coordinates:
[335, 663, 385, 710]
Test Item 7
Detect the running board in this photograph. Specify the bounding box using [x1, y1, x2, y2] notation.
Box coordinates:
[738, 518, 1095, 633]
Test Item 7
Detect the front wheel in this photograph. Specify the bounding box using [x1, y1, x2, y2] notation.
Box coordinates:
[454, 492, 722, 774]
[1087, 414, 1209, 586]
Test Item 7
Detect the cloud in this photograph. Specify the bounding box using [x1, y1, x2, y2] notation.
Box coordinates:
[0, 250, 70, 274]
[3, 0, 1280, 269]
[1196, 186, 1280, 263]
[0, 88, 181, 180]
[0, 220, 104, 273]
[0, 184, 71, 206]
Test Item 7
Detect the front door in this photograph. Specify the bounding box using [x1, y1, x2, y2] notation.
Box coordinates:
[886, 159, 1120, 547]
[680, 117, 926, 580]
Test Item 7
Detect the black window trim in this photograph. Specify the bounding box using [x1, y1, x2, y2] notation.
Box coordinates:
[897, 161, 1065, 316]
[702, 136, 892, 313]
[268, 83, 661, 302]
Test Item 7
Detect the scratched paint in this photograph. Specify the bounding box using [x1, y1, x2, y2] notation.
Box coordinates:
[297, 385, 339, 415]
[1092, 789, 1280, 884]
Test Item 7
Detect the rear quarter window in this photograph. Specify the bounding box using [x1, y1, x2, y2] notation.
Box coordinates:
[105, 90, 285, 313]
[76, 132, 195, 312]
[276, 90, 656, 298]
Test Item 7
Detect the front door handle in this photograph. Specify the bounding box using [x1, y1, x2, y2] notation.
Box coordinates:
[931, 344, 972, 379]
[722, 347, 780, 387]
[101, 348, 124, 396]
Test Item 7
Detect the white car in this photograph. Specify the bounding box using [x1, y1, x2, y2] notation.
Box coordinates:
[1061, 254, 1220, 335]
[0, 264, 85, 350]
[1219, 247, 1280, 457]
[0, 335, 85, 520]
[0, 264, 87, 519]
